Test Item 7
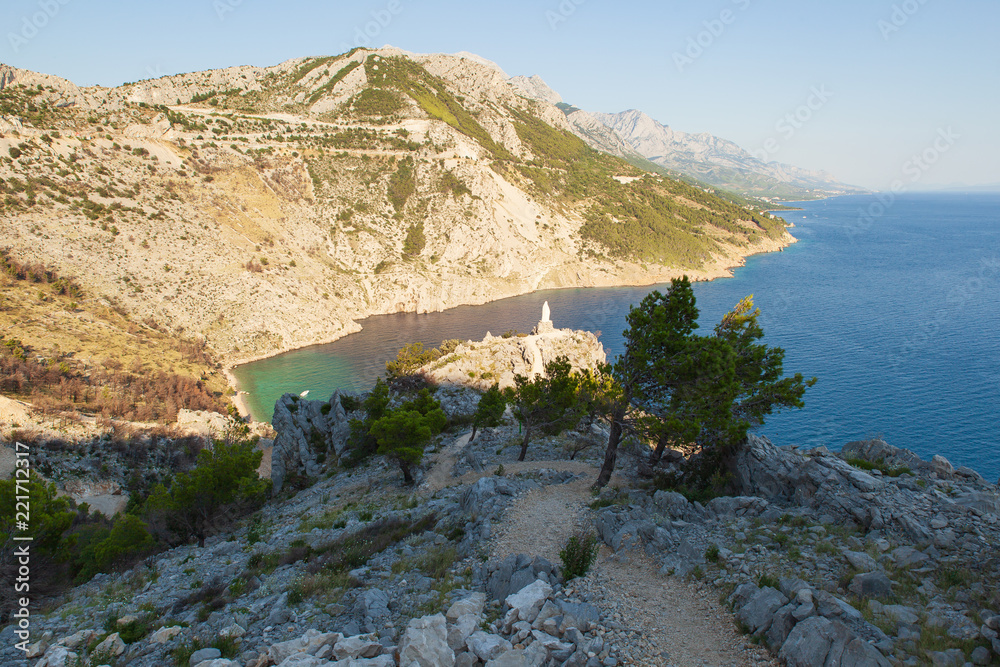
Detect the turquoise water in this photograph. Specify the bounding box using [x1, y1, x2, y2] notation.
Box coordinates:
[232, 193, 1000, 481]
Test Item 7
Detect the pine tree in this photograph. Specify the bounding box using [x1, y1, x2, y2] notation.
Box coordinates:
[470, 384, 506, 441]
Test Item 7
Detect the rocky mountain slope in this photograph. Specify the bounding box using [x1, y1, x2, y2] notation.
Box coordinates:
[0, 48, 792, 376]
[507, 75, 865, 201]
[591, 110, 867, 201]
[8, 379, 999, 666]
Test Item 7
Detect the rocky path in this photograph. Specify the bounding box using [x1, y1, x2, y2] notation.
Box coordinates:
[485, 461, 776, 667]
[420, 430, 474, 494]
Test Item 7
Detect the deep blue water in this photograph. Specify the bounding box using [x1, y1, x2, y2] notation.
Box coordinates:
[233, 193, 1000, 481]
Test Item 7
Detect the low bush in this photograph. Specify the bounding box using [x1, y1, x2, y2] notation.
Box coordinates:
[560, 532, 599, 580]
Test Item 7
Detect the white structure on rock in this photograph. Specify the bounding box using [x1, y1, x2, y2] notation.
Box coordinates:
[535, 301, 554, 334]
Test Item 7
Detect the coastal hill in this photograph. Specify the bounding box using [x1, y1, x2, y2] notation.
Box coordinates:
[0, 47, 791, 384]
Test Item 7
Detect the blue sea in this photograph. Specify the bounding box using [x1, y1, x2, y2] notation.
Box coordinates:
[232, 193, 1000, 481]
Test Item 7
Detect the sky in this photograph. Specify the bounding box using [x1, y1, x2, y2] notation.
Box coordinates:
[2, 0, 997, 191]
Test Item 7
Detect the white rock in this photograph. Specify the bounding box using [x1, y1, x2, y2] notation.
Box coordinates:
[466, 631, 513, 662]
[150, 626, 184, 644]
[36, 646, 79, 667]
[399, 613, 455, 667]
[58, 630, 94, 649]
[505, 579, 553, 624]
[446, 591, 487, 622]
[447, 613, 480, 650]
[219, 623, 246, 639]
[95, 632, 126, 657]
[333, 634, 382, 659]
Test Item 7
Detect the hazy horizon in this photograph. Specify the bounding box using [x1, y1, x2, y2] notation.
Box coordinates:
[2, 0, 997, 192]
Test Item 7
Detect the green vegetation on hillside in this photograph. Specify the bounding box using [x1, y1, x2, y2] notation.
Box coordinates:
[364, 55, 511, 159]
[307, 60, 361, 105]
[350, 88, 405, 118]
[288, 56, 339, 86]
[402, 221, 426, 257]
[388, 156, 416, 211]
[497, 105, 786, 267]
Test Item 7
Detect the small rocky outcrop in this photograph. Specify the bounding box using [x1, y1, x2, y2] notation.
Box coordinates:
[418, 325, 606, 391]
[270, 390, 355, 492]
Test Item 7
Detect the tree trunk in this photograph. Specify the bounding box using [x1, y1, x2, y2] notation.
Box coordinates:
[470, 423, 478, 442]
[650, 431, 670, 466]
[401, 461, 414, 485]
[595, 417, 623, 489]
[518, 424, 532, 462]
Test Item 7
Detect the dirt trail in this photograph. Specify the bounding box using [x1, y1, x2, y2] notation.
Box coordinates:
[483, 458, 776, 667]
[420, 430, 473, 494]
[419, 436, 774, 665]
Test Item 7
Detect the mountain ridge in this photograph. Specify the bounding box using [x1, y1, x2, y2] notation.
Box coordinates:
[506, 72, 864, 200]
[0, 49, 792, 380]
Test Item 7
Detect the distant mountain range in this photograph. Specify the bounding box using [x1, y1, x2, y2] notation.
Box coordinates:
[509, 76, 867, 201]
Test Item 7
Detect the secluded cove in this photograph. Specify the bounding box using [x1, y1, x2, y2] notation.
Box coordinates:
[233, 193, 1000, 481]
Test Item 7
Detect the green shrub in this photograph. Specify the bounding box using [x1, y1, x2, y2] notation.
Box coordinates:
[388, 156, 416, 212]
[560, 532, 599, 580]
[402, 221, 425, 257]
[705, 544, 720, 562]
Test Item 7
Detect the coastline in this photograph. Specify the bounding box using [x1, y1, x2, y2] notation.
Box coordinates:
[223, 229, 798, 419]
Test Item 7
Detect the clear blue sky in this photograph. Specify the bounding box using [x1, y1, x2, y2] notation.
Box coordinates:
[2, 0, 997, 190]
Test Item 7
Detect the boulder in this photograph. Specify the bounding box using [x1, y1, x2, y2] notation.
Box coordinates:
[486, 554, 555, 601]
[505, 579, 553, 624]
[356, 589, 391, 621]
[891, 545, 929, 569]
[736, 587, 788, 635]
[778, 617, 839, 666]
[94, 633, 125, 657]
[849, 572, 893, 599]
[333, 634, 382, 660]
[189, 647, 222, 666]
[843, 550, 878, 572]
[556, 599, 601, 633]
[466, 631, 513, 662]
[446, 592, 487, 622]
[447, 613, 480, 651]
[399, 613, 455, 667]
[35, 646, 79, 667]
[485, 641, 548, 667]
